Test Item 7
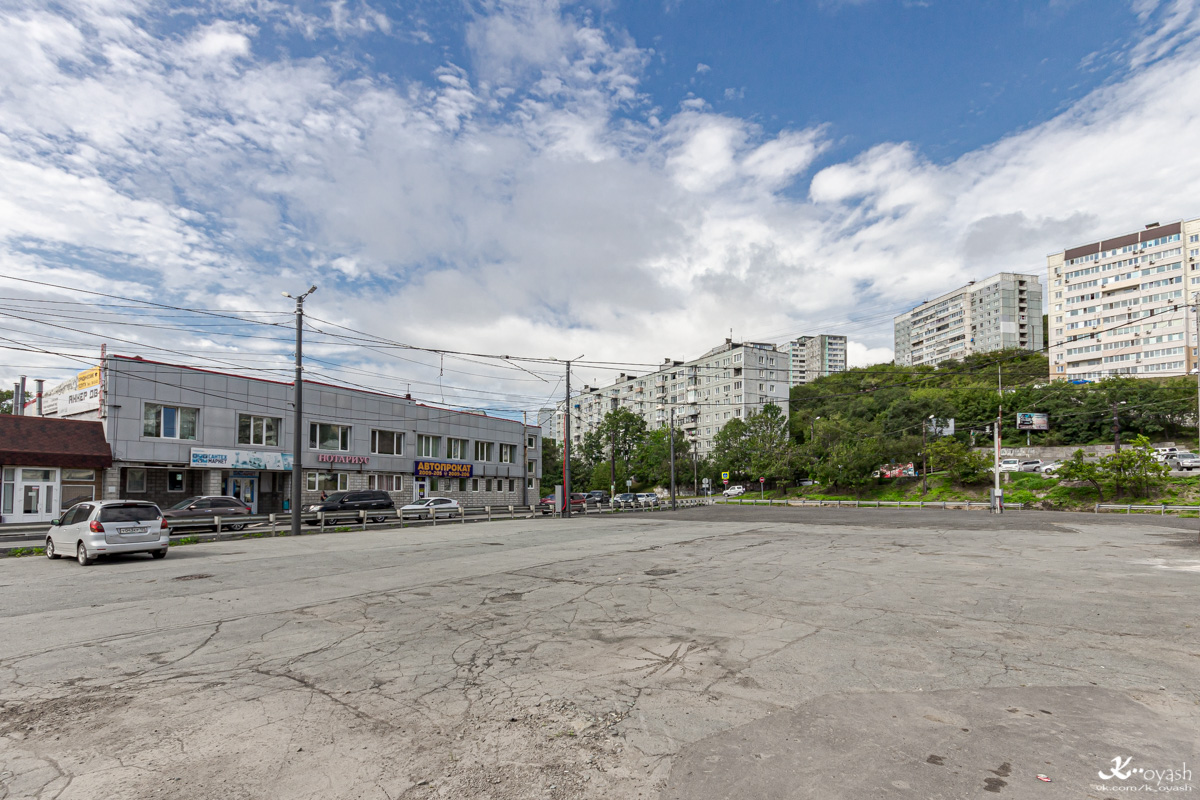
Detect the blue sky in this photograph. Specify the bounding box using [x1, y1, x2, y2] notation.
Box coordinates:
[3, 0, 1200, 410]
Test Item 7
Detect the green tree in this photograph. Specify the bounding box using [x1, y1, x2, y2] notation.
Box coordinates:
[580, 408, 648, 488]
[1055, 449, 1104, 500]
[711, 418, 751, 478]
[540, 438, 561, 497]
[0, 388, 11, 415]
[632, 427, 691, 489]
[1099, 435, 1169, 498]
[744, 403, 799, 486]
[926, 438, 990, 485]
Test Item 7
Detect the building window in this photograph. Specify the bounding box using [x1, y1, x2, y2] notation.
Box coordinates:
[370, 430, 405, 456]
[441, 478, 450, 492]
[446, 438, 469, 460]
[306, 472, 348, 492]
[309, 422, 351, 451]
[472, 478, 479, 492]
[499, 444, 515, 463]
[238, 414, 281, 447]
[526, 477, 535, 490]
[417, 435, 441, 458]
[527, 460, 536, 474]
[486, 478, 493, 492]
[144, 404, 198, 440]
[508, 479, 515, 492]
[475, 441, 494, 461]
[459, 477, 467, 492]
[527, 436, 536, 448]
[1, 468, 12, 515]
[368, 474, 403, 491]
[167, 471, 185, 492]
[126, 468, 147, 493]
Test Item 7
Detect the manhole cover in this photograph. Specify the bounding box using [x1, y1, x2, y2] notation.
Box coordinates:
[173, 573, 214, 581]
[644, 568, 677, 576]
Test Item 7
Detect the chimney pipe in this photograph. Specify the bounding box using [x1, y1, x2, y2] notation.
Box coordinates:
[35, 379, 44, 416]
[11, 383, 18, 415]
[17, 376, 26, 416]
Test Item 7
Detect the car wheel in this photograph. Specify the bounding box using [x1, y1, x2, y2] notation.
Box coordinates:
[151, 549, 167, 559]
[371, 516, 387, 523]
[45, 538, 60, 559]
[226, 523, 247, 532]
[76, 542, 93, 566]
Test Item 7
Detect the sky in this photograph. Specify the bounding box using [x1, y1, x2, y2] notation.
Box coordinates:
[3, 0, 1200, 415]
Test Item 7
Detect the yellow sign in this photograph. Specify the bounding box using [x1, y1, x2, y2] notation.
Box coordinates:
[721, 471, 730, 480]
[76, 367, 101, 390]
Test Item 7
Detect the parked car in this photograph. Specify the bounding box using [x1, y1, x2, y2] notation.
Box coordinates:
[1155, 447, 1181, 462]
[722, 485, 746, 497]
[1168, 453, 1200, 471]
[1019, 460, 1046, 472]
[1037, 461, 1063, 475]
[997, 458, 1022, 473]
[585, 490, 610, 505]
[399, 497, 461, 519]
[538, 493, 587, 514]
[305, 490, 395, 523]
[161, 495, 252, 531]
[636, 492, 660, 507]
[46, 500, 170, 565]
[614, 492, 639, 508]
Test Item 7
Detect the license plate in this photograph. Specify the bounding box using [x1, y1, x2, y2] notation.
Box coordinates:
[118, 527, 144, 535]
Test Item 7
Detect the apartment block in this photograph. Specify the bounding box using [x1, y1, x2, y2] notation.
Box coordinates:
[569, 340, 789, 459]
[780, 335, 848, 385]
[894, 272, 1043, 367]
[1048, 219, 1200, 381]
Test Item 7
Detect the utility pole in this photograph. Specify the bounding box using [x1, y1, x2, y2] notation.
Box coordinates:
[669, 406, 677, 510]
[1112, 401, 1121, 452]
[522, 411, 528, 508]
[921, 417, 928, 494]
[563, 355, 583, 517]
[993, 365, 1002, 514]
[284, 285, 317, 537]
[610, 425, 616, 501]
[692, 438, 698, 496]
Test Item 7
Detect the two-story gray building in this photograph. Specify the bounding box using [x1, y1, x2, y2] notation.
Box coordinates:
[41, 354, 541, 514]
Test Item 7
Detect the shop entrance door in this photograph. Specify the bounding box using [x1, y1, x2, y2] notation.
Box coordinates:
[19, 468, 57, 523]
[229, 477, 258, 513]
[414, 479, 429, 501]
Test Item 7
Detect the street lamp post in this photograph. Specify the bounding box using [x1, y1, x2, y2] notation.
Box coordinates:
[284, 285, 317, 538]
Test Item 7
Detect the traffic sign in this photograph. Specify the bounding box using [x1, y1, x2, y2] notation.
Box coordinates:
[721, 471, 729, 480]
[722, 479, 729, 485]
[759, 477, 765, 483]
[702, 477, 710, 486]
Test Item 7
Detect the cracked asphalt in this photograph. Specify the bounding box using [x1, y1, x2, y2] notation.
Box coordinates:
[0, 507, 1197, 799]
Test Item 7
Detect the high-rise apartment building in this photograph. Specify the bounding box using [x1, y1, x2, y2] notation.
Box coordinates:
[894, 272, 1043, 367]
[1047, 219, 1200, 381]
[569, 340, 789, 459]
[780, 335, 848, 385]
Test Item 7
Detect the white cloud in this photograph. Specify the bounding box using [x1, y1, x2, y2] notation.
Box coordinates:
[3, 0, 1200, 404]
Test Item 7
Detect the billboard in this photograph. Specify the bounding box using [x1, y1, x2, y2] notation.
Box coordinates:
[190, 447, 294, 471]
[76, 367, 101, 389]
[1016, 412, 1049, 431]
[415, 461, 473, 479]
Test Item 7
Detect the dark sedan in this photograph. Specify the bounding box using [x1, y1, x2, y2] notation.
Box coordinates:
[305, 490, 395, 523]
[161, 496, 252, 531]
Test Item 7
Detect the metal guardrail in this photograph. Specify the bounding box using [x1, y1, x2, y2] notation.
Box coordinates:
[715, 498, 1025, 511]
[1094, 503, 1200, 515]
[0, 497, 719, 543]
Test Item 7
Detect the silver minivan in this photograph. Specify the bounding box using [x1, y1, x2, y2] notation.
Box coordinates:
[46, 500, 170, 565]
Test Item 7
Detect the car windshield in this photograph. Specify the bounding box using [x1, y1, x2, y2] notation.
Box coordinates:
[99, 504, 160, 522]
[169, 497, 201, 510]
[1176, 453, 1198, 459]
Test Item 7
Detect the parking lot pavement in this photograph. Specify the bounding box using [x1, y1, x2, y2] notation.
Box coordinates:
[0, 509, 1196, 799]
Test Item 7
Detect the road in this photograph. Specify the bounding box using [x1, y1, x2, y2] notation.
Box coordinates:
[0, 507, 1197, 799]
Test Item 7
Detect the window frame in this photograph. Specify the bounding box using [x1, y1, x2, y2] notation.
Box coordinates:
[238, 414, 282, 447]
[309, 422, 351, 452]
[417, 434, 441, 458]
[126, 468, 147, 493]
[370, 429, 405, 456]
[474, 441, 494, 462]
[143, 403, 199, 440]
[306, 472, 349, 492]
[499, 443, 515, 464]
